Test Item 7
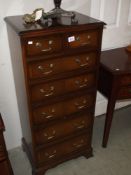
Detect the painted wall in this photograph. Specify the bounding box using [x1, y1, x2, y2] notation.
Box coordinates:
[0, 0, 91, 150]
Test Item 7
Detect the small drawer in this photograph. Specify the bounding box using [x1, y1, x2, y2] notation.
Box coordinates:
[32, 93, 94, 125]
[34, 114, 93, 145]
[67, 30, 99, 49]
[117, 86, 131, 99]
[26, 35, 62, 56]
[30, 73, 95, 102]
[36, 134, 91, 163]
[28, 52, 97, 79]
[120, 75, 131, 86]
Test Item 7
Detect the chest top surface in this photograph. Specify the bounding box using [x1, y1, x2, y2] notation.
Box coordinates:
[101, 47, 131, 74]
[5, 12, 104, 36]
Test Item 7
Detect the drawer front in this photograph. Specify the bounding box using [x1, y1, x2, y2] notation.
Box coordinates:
[34, 114, 93, 144]
[31, 73, 95, 102]
[67, 30, 99, 48]
[117, 86, 131, 99]
[120, 75, 131, 86]
[36, 134, 91, 163]
[28, 52, 97, 79]
[26, 35, 62, 56]
[32, 94, 94, 125]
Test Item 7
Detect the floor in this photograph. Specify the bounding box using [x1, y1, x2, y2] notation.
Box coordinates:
[9, 106, 131, 175]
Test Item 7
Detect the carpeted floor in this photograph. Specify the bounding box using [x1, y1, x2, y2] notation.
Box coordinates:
[9, 106, 131, 175]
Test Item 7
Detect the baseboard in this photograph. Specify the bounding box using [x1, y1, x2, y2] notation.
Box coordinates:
[95, 99, 131, 117]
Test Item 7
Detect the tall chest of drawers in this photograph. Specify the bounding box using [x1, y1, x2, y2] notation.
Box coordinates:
[5, 12, 104, 175]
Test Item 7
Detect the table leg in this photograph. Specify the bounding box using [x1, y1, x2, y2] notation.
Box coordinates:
[102, 95, 116, 148]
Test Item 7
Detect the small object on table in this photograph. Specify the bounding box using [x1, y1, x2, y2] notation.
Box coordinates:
[0, 114, 14, 175]
[98, 47, 131, 148]
[125, 45, 131, 57]
[23, 8, 44, 23]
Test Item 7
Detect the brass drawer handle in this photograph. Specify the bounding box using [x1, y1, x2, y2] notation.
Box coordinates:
[40, 86, 54, 97]
[44, 130, 56, 140]
[75, 78, 88, 88]
[74, 120, 85, 129]
[41, 109, 55, 119]
[75, 57, 90, 67]
[75, 99, 87, 109]
[42, 47, 52, 52]
[75, 104, 86, 109]
[73, 144, 83, 148]
[37, 64, 53, 75]
[35, 42, 42, 47]
[73, 139, 84, 148]
[41, 112, 54, 119]
[45, 150, 56, 159]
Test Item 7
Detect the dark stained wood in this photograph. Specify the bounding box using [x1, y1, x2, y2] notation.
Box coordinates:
[98, 47, 131, 147]
[4, 12, 104, 35]
[0, 114, 14, 175]
[5, 12, 104, 175]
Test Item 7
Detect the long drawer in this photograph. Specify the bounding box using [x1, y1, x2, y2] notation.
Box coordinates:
[34, 113, 93, 145]
[36, 133, 91, 164]
[28, 52, 97, 79]
[32, 93, 94, 125]
[30, 73, 95, 102]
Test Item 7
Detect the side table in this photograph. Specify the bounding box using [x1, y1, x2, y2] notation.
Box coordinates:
[0, 114, 14, 175]
[98, 47, 131, 147]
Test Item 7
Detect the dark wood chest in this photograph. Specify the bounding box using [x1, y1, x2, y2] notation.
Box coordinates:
[5, 12, 104, 175]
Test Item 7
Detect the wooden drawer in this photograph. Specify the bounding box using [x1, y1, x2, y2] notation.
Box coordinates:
[30, 73, 95, 102]
[25, 35, 62, 56]
[67, 30, 99, 49]
[34, 114, 93, 145]
[117, 86, 131, 99]
[36, 134, 91, 163]
[120, 75, 131, 86]
[28, 52, 97, 79]
[32, 93, 94, 125]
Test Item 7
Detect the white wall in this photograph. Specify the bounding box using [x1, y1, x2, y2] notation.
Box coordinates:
[0, 0, 91, 150]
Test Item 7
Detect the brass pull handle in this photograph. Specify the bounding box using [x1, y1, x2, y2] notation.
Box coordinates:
[75, 57, 90, 67]
[40, 86, 54, 97]
[42, 47, 52, 52]
[76, 125, 85, 129]
[75, 78, 88, 88]
[43, 70, 52, 75]
[36, 42, 42, 47]
[75, 104, 86, 109]
[41, 112, 54, 119]
[38, 65, 44, 70]
[75, 99, 87, 109]
[37, 64, 53, 75]
[74, 120, 85, 129]
[73, 139, 84, 148]
[44, 130, 56, 140]
[73, 144, 83, 148]
[41, 108, 55, 119]
[44, 92, 54, 97]
[45, 150, 56, 159]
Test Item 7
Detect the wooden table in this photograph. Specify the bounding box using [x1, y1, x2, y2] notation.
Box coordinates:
[98, 47, 131, 147]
